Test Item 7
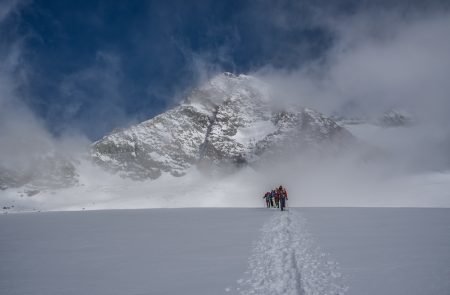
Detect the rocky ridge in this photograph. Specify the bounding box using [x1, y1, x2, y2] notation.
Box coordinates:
[91, 73, 353, 180]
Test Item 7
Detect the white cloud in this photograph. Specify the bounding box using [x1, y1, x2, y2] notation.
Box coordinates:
[2, 1, 450, 209]
[253, 9, 450, 172]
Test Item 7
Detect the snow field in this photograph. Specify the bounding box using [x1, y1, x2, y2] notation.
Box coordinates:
[238, 210, 346, 295]
[1, 208, 449, 295]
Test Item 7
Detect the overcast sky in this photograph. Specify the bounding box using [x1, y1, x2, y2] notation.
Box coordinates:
[1, 0, 449, 140]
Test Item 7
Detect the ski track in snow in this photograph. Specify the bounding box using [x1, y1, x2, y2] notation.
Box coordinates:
[236, 210, 347, 295]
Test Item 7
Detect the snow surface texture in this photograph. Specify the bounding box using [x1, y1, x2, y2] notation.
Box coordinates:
[1, 208, 449, 295]
[237, 210, 346, 295]
[301, 208, 450, 295]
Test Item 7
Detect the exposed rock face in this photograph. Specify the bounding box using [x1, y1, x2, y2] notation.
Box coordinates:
[92, 104, 211, 179]
[92, 73, 353, 179]
[378, 110, 413, 127]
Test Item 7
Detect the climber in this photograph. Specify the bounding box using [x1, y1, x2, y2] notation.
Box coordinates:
[274, 189, 280, 208]
[269, 190, 275, 208]
[263, 192, 271, 208]
[279, 185, 288, 211]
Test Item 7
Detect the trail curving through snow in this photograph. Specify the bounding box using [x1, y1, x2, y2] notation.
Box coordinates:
[236, 210, 347, 295]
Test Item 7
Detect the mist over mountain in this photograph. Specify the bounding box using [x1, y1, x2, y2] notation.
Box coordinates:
[0, 72, 353, 193]
[1, 0, 450, 211]
[2, 68, 450, 211]
[92, 73, 353, 180]
[3, 3, 450, 295]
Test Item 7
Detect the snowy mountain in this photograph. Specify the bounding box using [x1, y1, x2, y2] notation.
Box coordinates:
[92, 73, 353, 180]
[0, 72, 353, 198]
[0, 151, 78, 192]
[378, 110, 413, 127]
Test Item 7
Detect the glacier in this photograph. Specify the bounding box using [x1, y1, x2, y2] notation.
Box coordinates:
[1, 208, 449, 295]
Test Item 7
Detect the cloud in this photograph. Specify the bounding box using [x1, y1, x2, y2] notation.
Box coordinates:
[255, 8, 450, 116]
[251, 5, 450, 173]
[0, 1, 46, 167]
[0, 0, 88, 174]
[327, 11, 450, 121]
[2, 0, 450, 209]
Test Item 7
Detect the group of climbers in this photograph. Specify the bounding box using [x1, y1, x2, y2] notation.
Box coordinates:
[263, 186, 288, 211]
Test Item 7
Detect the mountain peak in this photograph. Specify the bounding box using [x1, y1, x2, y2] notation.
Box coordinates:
[184, 72, 268, 111]
[91, 74, 353, 180]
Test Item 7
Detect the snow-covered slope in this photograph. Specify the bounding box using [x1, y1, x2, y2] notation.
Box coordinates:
[0, 151, 78, 192]
[2, 208, 449, 295]
[92, 73, 352, 179]
[378, 109, 413, 127]
[0, 72, 353, 196]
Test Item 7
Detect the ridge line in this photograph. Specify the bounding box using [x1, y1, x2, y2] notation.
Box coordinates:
[199, 104, 220, 160]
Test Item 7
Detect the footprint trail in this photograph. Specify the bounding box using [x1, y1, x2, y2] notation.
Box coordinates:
[237, 210, 347, 295]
